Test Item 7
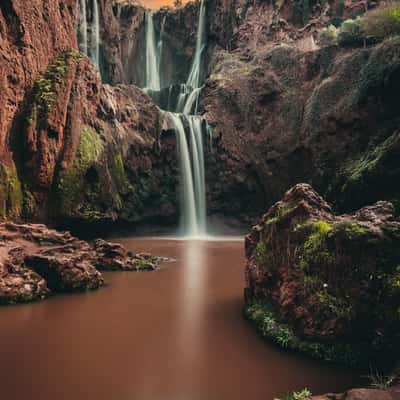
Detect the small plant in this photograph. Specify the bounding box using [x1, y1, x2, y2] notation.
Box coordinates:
[255, 241, 268, 264]
[367, 368, 396, 389]
[319, 25, 338, 47]
[276, 388, 312, 400]
[338, 17, 364, 46]
[362, 3, 400, 40]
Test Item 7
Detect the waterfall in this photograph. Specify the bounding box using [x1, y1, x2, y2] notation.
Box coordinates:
[140, 1, 209, 237]
[186, 0, 206, 91]
[92, 0, 100, 69]
[78, 0, 88, 55]
[77, 0, 100, 70]
[145, 11, 161, 91]
[167, 113, 206, 236]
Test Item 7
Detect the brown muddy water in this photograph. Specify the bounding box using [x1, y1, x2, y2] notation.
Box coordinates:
[0, 237, 363, 400]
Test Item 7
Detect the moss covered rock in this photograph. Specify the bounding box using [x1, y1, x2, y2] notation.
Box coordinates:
[245, 183, 400, 365]
[0, 164, 23, 220]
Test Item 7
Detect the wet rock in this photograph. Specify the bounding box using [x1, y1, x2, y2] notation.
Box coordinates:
[92, 239, 158, 271]
[244, 184, 400, 365]
[310, 387, 400, 400]
[0, 222, 161, 304]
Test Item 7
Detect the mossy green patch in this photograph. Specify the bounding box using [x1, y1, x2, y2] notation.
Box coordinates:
[299, 220, 334, 271]
[110, 152, 129, 193]
[29, 49, 84, 124]
[255, 241, 268, 264]
[245, 300, 366, 365]
[343, 134, 398, 189]
[334, 221, 368, 238]
[0, 164, 23, 219]
[56, 125, 103, 215]
[315, 289, 354, 320]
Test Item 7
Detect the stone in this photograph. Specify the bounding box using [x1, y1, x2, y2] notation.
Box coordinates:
[0, 222, 161, 304]
[245, 184, 400, 364]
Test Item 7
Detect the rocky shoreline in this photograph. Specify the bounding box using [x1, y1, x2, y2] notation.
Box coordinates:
[0, 222, 159, 305]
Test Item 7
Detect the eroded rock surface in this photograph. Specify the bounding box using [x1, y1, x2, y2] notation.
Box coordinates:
[0, 222, 159, 304]
[310, 386, 400, 400]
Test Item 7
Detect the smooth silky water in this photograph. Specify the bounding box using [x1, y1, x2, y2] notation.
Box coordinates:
[0, 237, 363, 400]
[78, 0, 100, 69]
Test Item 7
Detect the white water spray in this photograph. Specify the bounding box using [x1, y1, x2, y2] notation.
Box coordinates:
[92, 0, 100, 69]
[77, 0, 100, 70]
[186, 0, 206, 90]
[78, 0, 88, 55]
[145, 11, 161, 91]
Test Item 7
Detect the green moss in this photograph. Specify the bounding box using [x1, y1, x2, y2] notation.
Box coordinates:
[245, 300, 367, 366]
[344, 134, 397, 189]
[0, 164, 23, 219]
[386, 267, 400, 294]
[299, 220, 334, 271]
[265, 204, 295, 226]
[255, 241, 268, 264]
[315, 290, 354, 320]
[110, 152, 129, 192]
[56, 125, 103, 215]
[337, 17, 364, 47]
[334, 221, 368, 238]
[362, 3, 400, 40]
[279, 389, 312, 400]
[29, 49, 83, 123]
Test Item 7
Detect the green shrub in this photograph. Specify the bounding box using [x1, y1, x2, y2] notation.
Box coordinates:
[362, 3, 400, 40]
[338, 17, 364, 46]
[319, 25, 338, 47]
[282, 388, 312, 400]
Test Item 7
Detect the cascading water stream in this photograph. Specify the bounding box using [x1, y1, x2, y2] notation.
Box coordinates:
[77, 0, 100, 70]
[78, 0, 88, 55]
[140, 1, 209, 237]
[186, 0, 206, 91]
[144, 11, 161, 91]
[92, 0, 100, 69]
[176, 0, 206, 114]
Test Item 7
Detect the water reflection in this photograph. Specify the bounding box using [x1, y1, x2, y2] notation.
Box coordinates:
[0, 238, 362, 400]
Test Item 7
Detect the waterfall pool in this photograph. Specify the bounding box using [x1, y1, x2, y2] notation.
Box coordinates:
[0, 237, 364, 400]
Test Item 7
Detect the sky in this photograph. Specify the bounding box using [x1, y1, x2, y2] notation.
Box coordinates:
[139, 0, 190, 9]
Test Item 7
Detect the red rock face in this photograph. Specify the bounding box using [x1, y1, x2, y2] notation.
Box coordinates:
[0, 0, 77, 161]
[0, 0, 177, 226]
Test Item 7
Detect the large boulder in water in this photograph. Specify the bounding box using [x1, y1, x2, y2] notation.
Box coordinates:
[244, 184, 400, 365]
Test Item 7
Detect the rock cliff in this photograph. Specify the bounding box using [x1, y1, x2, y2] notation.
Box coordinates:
[1, 0, 398, 228]
[0, 0, 180, 228]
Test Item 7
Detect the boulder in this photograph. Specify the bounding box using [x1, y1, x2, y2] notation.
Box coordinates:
[245, 184, 400, 365]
